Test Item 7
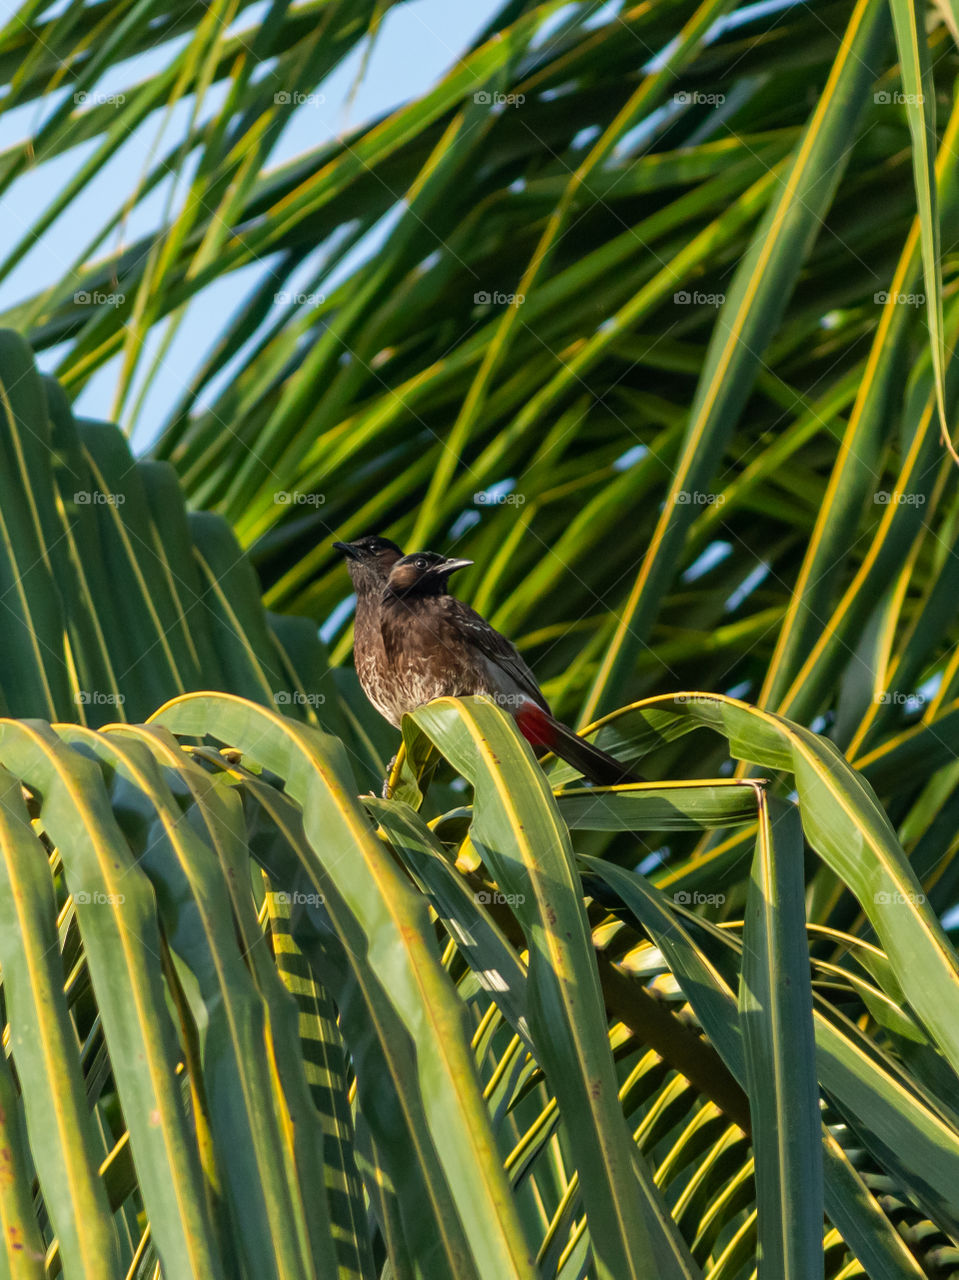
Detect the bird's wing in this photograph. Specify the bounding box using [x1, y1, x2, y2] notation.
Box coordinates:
[444, 598, 551, 713]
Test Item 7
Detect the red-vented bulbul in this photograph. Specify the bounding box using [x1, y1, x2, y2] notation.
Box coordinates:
[332, 535, 403, 712]
[343, 548, 641, 786]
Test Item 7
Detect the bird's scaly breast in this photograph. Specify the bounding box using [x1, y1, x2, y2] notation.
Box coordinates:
[379, 599, 488, 722]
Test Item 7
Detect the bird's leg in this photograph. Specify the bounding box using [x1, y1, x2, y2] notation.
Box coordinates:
[381, 754, 397, 800]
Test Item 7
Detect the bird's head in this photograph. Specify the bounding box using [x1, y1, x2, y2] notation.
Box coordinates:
[333, 535, 403, 593]
[384, 551, 473, 598]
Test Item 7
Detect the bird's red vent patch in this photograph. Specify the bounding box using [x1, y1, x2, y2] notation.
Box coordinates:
[514, 702, 554, 749]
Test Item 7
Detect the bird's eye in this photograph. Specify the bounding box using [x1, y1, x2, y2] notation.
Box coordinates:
[413, 557, 428, 570]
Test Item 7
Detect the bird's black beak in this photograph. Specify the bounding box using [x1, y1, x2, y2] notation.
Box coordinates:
[438, 557, 473, 576]
[333, 541, 361, 561]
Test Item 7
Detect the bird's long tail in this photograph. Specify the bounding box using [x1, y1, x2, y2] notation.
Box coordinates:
[514, 702, 644, 786]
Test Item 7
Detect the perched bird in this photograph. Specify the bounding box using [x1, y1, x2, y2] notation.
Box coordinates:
[352, 548, 641, 786]
[332, 535, 404, 717]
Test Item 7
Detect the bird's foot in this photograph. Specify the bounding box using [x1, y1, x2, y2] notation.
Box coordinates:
[381, 754, 397, 800]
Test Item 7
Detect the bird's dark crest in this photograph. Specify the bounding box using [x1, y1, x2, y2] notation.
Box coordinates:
[385, 551, 472, 597]
[333, 534, 402, 560]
